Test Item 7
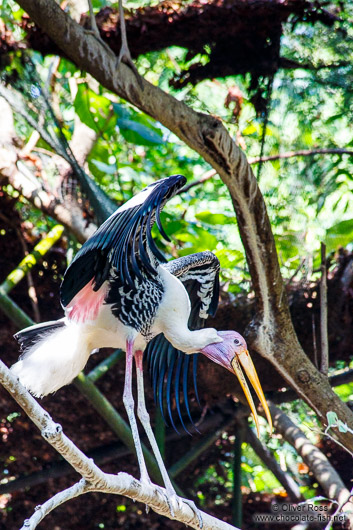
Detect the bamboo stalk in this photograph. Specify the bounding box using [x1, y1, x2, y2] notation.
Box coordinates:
[169, 423, 224, 478]
[87, 349, 124, 382]
[1, 225, 64, 295]
[0, 289, 34, 329]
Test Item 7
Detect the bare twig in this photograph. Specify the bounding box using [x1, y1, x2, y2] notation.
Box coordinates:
[0, 360, 238, 530]
[0, 409, 231, 495]
[180, 148, 353, 194]
[249, 148, 353, 164]
[320, 242, 329, 376]
[179, 169, 217, 194]
[324, 487, 353, 530]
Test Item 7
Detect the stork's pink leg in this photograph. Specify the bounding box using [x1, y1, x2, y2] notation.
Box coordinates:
[134, 350, 175, 495]
[123, 340, 150, 484]
[135, 350, 203, 527]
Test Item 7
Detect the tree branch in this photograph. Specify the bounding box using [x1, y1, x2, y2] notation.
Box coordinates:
[0, 408, 230, 495]
[15, 0, 353, 453]
[270, 368, 353, 405]
[0, 359, 238, 530]
[269, 402, 353, 514]
[13, 0, 341, 88]
[248, 148, 353, 164]
[180, 148, 353, 195]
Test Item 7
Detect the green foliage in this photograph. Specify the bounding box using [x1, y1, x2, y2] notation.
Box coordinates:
[326, 411, 353, 434]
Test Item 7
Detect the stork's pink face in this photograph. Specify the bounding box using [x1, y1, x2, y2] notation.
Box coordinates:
[200, 331, 272, 436]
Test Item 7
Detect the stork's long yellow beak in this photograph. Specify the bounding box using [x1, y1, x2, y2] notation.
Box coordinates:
[231, 348, 273, 436]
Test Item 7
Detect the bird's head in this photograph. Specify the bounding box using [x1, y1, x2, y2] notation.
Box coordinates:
[200, 330, 272, 436]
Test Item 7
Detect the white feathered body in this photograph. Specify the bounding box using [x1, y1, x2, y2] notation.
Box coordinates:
[11, 265, 220, 397]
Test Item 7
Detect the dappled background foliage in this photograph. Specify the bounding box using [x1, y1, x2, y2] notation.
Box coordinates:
[1, 0, 353, 528]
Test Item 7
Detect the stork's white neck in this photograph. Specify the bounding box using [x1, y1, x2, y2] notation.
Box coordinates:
[154, 265, 222, 354]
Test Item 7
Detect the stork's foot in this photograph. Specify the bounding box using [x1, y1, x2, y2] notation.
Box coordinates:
[168, 493, 203, 528]
[116, 46, 143, 88]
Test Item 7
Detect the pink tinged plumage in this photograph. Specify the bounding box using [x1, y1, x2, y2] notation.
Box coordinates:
[66, 280, 108, 323]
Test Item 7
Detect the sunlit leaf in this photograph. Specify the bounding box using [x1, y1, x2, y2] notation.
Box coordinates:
[325, 219, 353, 251]
[195, 211, 236, 225]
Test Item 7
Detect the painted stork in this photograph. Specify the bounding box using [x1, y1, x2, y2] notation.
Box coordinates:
[11, 174, 272, 515]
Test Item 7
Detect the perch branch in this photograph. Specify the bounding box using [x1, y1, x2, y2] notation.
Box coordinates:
[0, 359, 238, 530]
[0, 408, 230, 495]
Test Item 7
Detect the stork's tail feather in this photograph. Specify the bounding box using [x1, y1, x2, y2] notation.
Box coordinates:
[14, 319, 66, 352]
[11, 320, 92, 397]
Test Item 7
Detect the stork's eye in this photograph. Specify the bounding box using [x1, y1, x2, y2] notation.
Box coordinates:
[234, 338, 240, 345]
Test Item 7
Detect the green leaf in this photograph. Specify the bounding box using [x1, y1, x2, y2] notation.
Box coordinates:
[91, 160, 117, 175]
[195, 211, 236, 225]
[337, 420, 348, 433]
[117, 117, 163, 146]
[215, 248, 244, 269]
[241, 462, 253, 473]
[326, 411, 338, 427]
[74, 84, 112, 133]
[325, 219, 353, 251]
[112, 102, 131, 120]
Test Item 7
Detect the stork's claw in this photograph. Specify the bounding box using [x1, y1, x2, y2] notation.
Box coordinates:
[115, 53, 143, 89]
[168, 493, 203, 528]
[182, 498, 203, 529]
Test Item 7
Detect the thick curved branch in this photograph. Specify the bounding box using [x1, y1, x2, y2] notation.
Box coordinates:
[15, 0, 353, 454]
[12, 0, 341, 87]
[0, 359, 237, 530]
[269, 403, 353, 515]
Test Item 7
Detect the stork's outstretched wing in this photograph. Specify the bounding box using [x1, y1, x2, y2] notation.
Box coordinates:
[144, 251, 220, 433]
[60, 175, 186, 308]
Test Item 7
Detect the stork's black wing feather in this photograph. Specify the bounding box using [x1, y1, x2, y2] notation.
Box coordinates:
[144, 251, 220, 433]
[60, 175, 186, 307]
